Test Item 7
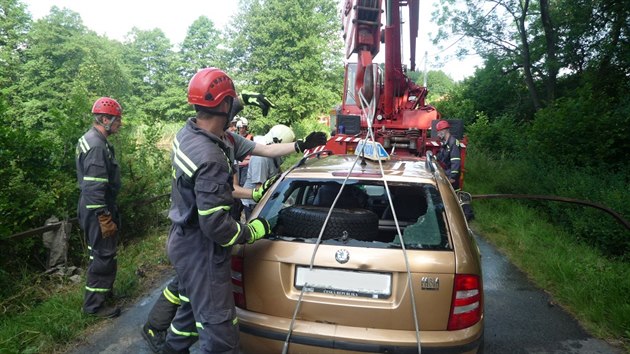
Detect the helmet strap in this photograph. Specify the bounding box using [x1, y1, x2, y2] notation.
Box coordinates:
[95, 115, 116, 132]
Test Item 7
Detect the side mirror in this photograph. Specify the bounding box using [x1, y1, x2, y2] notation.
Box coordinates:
[456, 191, 475, 222]
[456, 191, 472, 206]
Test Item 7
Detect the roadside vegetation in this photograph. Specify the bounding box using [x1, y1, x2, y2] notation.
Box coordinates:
[0, 226, 170, 353]
[465, 150, 630, 351]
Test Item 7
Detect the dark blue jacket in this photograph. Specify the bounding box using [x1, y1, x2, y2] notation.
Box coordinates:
[168, 118, 256, 246]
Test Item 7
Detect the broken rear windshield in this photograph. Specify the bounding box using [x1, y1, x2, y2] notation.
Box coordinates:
[258, 179, 450, 250]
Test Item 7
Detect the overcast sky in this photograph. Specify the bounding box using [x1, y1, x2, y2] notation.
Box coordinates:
[21, 0, 481, 81]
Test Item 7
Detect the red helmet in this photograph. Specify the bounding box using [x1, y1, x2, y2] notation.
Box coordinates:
[92, 97, 122, 116]
[436, 120, 450, 131]
[188, 67, 237, 108]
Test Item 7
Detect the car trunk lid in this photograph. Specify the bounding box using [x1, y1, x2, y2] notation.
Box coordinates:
[239, 241, 456, 331]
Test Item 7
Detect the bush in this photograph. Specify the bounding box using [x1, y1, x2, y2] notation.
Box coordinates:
[112, 122, 172, 241]
[527, 84, 630, 171]
[466, 150, 630, 260]
[466, 113, 526, 157]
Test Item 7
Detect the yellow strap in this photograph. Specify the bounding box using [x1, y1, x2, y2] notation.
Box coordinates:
[163, 287, 181, 305]
[198, 205, 230, 216]
[86, 204, 106, 209]
[85, 286, 110, 293]
[84, 176, 108, 182]
[222, 223, 242, 247]
[170, 323, 199, 337]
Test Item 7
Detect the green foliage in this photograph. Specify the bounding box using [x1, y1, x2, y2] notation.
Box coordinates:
[465, 113, 526, 157]
[113, 123, 172, 239]
[465, 148, 630, 260]
[434, 56, 535, 123]
[423, 70, 456, 102]
[0, 0, 31, 88]
[225, 0, 344, 127]
[432, 84, 477, 124]
[470, 192, 630, 346]
[179, 16, 225, 79]
[0, 227, 171, 354]
[553, 0, 630, 75]
[527, 82, 630, 171]
[122, 28, 184, 121]
[468, 149, 630, 346]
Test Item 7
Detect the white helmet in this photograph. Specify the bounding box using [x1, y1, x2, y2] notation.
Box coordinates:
[264, 124, 295, 144]
[253, 135, 268, 144]
[236, 117, 249, 128]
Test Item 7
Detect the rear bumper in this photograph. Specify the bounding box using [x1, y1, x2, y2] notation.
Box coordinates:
[237, 308, 483, 354]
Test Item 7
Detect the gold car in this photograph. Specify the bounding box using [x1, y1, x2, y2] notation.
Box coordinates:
[232, 150, 484, 353]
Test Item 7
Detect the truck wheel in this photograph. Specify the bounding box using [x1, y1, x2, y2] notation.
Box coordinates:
[278, 206, 378, 241]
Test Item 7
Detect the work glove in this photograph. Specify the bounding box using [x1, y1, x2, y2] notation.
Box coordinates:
[98, 213, 118, 238]
[252, 174, 280, 202]
[247, 217, 272, 244]
[294, 131, 328, 153]
[240, 91, 276, 117]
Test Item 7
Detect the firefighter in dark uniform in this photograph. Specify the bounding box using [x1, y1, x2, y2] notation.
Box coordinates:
[142, 76, 326, 354]
[141, 93, 274, 352]
[159, 67, 327, 354]
[436, 120, 462, 190]
[76, 97, 123, 318]
[151, 68, 325, 353]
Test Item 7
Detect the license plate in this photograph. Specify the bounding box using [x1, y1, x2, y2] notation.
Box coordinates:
[295, 266, 391, 299]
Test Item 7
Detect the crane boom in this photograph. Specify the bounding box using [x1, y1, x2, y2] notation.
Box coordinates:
[314, 0, 467, 188]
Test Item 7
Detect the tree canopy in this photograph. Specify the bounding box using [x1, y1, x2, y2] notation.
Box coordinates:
[0, 0, 344, 245]
[224, 0, 344, 132]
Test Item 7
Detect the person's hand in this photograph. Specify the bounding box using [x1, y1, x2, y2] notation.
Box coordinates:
[252, 174, 280, 202]
[247, 217, 271, 243]
[98, 213, 118, 238]
[241, 91, 276, 117]
[295, 132, 327, 152]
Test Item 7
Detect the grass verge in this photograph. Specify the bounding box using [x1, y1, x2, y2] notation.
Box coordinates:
[0, 226, 171, 354]
[468, 181, 630, 352]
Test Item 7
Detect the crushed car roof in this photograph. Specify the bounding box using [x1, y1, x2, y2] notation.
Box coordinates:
[288, 154, 437, 182]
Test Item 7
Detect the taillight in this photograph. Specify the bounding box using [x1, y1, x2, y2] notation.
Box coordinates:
[231, 255, 246, 308]
[448, 274, 482, 330]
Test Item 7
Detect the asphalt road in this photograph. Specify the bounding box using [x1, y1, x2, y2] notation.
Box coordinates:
[66, 234, 625, 354]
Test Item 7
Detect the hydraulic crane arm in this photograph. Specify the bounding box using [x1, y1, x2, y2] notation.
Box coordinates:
[343, 0, 420, 118]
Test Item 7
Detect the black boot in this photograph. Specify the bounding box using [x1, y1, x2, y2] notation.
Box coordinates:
[84, 305, 121, 318]
[160, 341, 190, 354]
[141, 323, 166, 353]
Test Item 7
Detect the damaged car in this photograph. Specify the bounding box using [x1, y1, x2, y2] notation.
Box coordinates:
[231, 148, 484, 354]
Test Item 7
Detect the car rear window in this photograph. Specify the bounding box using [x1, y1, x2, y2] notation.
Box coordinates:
[258, 179, 450, 250]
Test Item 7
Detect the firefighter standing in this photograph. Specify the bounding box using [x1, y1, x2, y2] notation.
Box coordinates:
[76, 97, 123, 318]
[142, 89, 321, 353]
[436, 120, 461, 190]
[159, 67, 326, 354]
